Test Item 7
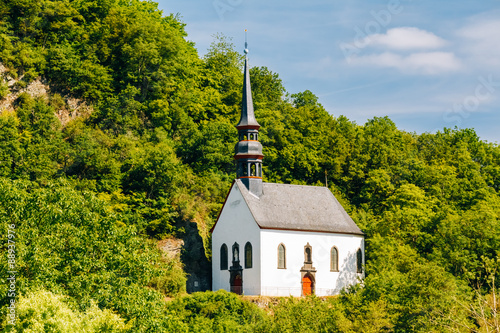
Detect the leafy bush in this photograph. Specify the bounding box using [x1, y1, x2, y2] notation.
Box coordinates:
[3, 290, 130, 332]
[166, 290, 270, 332]
[269, 296, 353, 333]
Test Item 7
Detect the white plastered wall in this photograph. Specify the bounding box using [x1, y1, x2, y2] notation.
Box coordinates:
[211, 183, 261, 295]
[260, 229, 364, 296]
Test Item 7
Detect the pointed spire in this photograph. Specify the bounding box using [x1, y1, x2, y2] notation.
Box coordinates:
[236, 33, 260, 130]
[234, 31, 263, 197]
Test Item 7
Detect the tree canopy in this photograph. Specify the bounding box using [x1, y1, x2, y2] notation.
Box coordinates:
[0, 0, 499, 331]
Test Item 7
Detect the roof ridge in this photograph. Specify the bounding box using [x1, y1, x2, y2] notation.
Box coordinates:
[262, 182, 330, 189]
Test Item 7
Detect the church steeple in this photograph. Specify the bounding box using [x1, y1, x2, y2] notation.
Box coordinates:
[234, 39, 263, 197]
[236, 50, 260, 129]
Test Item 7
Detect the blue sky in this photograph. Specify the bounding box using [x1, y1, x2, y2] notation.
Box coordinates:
[156, 0, 500, 143]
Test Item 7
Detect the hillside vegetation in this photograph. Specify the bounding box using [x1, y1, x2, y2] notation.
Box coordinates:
[0, 0, 499, 332]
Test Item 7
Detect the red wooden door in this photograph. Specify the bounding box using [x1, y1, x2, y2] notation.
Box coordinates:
[302, 275, 313, 296]
[231, 274, 242, 295]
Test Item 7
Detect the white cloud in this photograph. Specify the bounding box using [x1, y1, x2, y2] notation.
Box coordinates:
[458, 19, 500, 42]
[343, 27, 461, 75]
[364, 27, 448, 50]
[350, 52, 462, 75]
[457, 18, 500, 68]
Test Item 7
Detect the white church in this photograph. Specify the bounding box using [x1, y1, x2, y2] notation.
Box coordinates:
[211, 48, 365, 297]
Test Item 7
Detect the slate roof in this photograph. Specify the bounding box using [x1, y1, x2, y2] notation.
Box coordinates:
[235, 180, 364, 235]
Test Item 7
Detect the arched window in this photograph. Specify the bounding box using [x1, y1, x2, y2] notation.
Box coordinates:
[278, 243, 286, 269]
[330, 247, 339, 272]
[220, 244, 228, 270]
[251, 163, 256, 176]
[245, 242, 252, 268]
[356, 248, 363, 273]
[237, 162, 243, 177]
[250, 133, 254, 140]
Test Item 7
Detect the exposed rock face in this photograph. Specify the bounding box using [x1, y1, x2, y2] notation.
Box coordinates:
[0, 63, 93, 125]
[0, 64, 48, 111]
[182, 221, 212, 293]
[157, 226, 212, 294]
[56, 97, 93, 126]
[158, 238, 184, 260]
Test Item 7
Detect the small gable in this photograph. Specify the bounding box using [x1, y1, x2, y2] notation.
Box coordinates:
[210, 181, 259, 234]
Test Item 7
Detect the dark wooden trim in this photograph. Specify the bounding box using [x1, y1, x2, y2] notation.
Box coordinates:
[236, 125, 261, 130]
[234, 154, 264, 160]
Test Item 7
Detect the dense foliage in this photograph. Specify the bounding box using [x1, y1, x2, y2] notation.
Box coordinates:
[0, 0, 499, 331]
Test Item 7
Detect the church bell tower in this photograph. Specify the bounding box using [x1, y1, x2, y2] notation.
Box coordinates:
[234, 41, 263, 197]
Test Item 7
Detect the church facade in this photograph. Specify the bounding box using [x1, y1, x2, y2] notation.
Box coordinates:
[211, 48, 364, 297]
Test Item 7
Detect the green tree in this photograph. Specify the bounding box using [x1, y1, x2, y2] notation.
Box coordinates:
[250, 66, 285, 109]
[0, 111, 21, 177]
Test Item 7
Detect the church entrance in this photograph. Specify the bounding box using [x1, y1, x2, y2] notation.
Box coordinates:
[229, 242, 243, 295]
[302, 274, 314, 296]
[231, 274, 242, 295]
[300, 243, 316, 296]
